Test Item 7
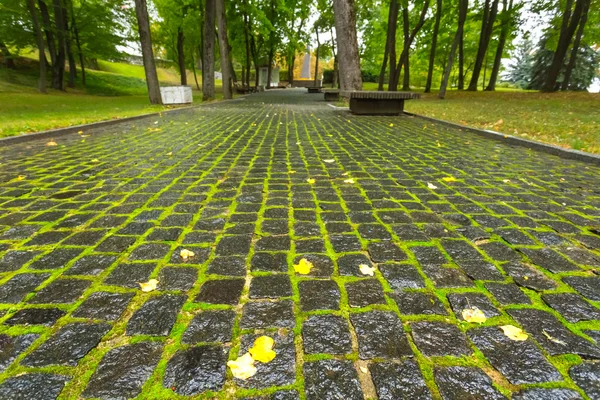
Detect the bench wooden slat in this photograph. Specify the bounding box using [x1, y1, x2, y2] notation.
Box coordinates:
[340, 90, 420, 100]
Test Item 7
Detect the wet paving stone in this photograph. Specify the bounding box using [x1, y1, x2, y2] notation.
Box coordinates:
[0, 273, 49, 303]
[294, 254, 334, 277]
[428, 267, 474, 288]
[215, 235, 252, 256]
[240, 300, 295, 329]
[337, 253, 373, 276]
[411, 321, 471, 357]
[72, 291, 135, 321]
[369, 360, 431, 399]
[157, 266, 198, 291]
[368, 241, 407, 262]
[502, 262, 558, 291]
[0, 333, 39, 372]
[302, 314, 352, 355]
[255, 236, 290, 251]
[251, 252, 288, 272]
[64, 254, 117, 276]
[207, 256, 247, 276]
[195, 278, 245, 304]
[95, 235, 136, 253]
[28, 278, 91, 304]
[28, 248, 84, 270]
[447, 292, 500, 320]
[520, 248, 580, 273]
[329, 234, 362, 252]
[103, 263, 155, 288]
[379, 263, 425, 290]
[162, 345, 227, 395]
[128, 243, 171, 261]
[249, 274, 293, 298]
[542, 292, 600, 323]
[0, 250, 41, 272]
[298, 280, 340, 311]
[4, 307, 66, 326]
[569, 362, 600, 399]
[391, 291, 447, 315]
[126, 294, 186, 336]
[0, 373, 69, 400]
[182, 310, 236, 344]
[563, 276, 600, 302]
[235, 332, 296, 389]
[346, 279, 387, 307]
[456, 260, 505, 281]
[434, 366, 505, 400]
[484, 282, 532, 305]
[508, 308, 600, 358]
[82, 341, 162, 399]
[22, 322, 110, 367]
[469, 326, 562, 384]
[351, 311, 412, 359]
[303, 359, 363, 400]
[512, 388, 583, 400]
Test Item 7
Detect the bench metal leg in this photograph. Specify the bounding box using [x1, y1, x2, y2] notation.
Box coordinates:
[349, 98, 405, 115]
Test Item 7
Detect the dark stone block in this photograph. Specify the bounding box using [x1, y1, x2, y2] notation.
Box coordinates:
[249, 275, 293, 298]
[434, 366, 506, 400]
[498, 228, 537, 245]
[302, 315, 352, 355]
[103, 263, 155, 288]
[62, 230, 108, 246]
[295, 239, 325, 253]
[358, 224, 392, 240]
[215, 235, 252, 256]
[391, 291, 447, 315]
[299, 280, 340, 311]
[428, 267, 474, 288]
[28, 248, 84, 270]
[195, 279, 244, 305]
[162, 345, 227, 395]
[147, 228, 183, 242]
[560, 247, 600, 267]
[502, 262, 558, 291]
[82, 342, 162, 399]
[469, 326, 561, 384]
[346, 279, 386, 307]
[484, 282, 531, 305]
[240, 300, 295, 329]
[72, 292, 135, 321]
[118, 222, 154, 235]
[542, 293, 600, 323]
[23, 322, 110, 367]
[158, 267, 197, 291]
[337, 253, 373, 277]
[255, 236, 290, 251]
[294, 254, 334, 277]
[0, 273, 49, 303]
[392, 224, 429, 241]
[0, 373, 68, 400]
[411, 246, 447, 266]
[520, 248, 579, 273]
[128, 243, 171, 260]
[411, 321, 471, 357]
[295, 222, 321, 237]
[182, 231, 217, 245]
[0, 333, 39, 372]
[126, 294, 186, 336]
[1, 224, 42, 240]
[330, 234, 362, 252]
[64, 255, 117, 276]
[563, 276, 600, 302]
[456, 260, 505, 281]
[369, 360, 431, 400]
[350, 311, 412, 359]
[379, 263, 425, 290]
[368, 241, 407, 262]
[447, 292, 500, 320]
[478, 242, 521, 263]
[29, 278, 91, 304]
[569, 362, 600, 400]
[206, 256, 246, 276]
[508, 308, 600, 358]
[182, 310, 236, 344]
[25, 231, 70, 246]
[251, 252, 288, 272]
[5, 308, 66, 326]
[513, 388, 583, 400]
[0, 250, 41, 272]
[95, 235, 137, 253]
[303, 360, 363, 400]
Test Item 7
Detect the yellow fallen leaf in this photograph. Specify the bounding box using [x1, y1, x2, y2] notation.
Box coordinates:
[77, 130, 83, 134]
[323, 159, 335, 163]
[462, 307, 486, 324]
[427, 182, 438, 189]
[91, 159, 99, 163]
[442, 176, 457, 182]
[166, 152, 173, 156]
[360, 366, 368, 373]
[307, 178, 315, 184]
[503, 179, 511, 183]
[139, 279, 159, 292]
[500, 325, 528, 341]
[344, 178, 355, 184]
[296, 141, 301, 145]
[436, 141, 442, 147]
[180, 249, 195, 260]
[389, 123, 394, 127]
[342, 172, 349, 176]
[249, 336, 276, 363]
[359, 264, 376, 276]
[46, 140, 57, 147]
[227, 353, 257, 380]
[16, 175, 26, 181]
[290, 170, 296, 174]
[294, 258, 313, 275]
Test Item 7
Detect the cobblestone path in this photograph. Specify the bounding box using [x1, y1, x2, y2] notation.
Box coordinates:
[0, 89, 599, 399]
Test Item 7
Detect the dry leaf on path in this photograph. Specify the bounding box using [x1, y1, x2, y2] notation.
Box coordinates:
[344, 178, 355, 184]
[427, 182, 438, 190]
[228, 353, 257, 380]
[180, 249, 195, 260]
[442, 176, 457, 182]
[359, 264, 376, 276]
[249, 336, 276, 363]
[323, 159, 335, 163]
[542, 330, 566, 345]
[294, 258, 314, 275]
[306, 178, 315, 184]
[139, 279, 159, 292]
[500, 325, 528, 341]
[46, 141, 58, 147]
[462, 307, 487, 324]
[16, 175, 26, 181]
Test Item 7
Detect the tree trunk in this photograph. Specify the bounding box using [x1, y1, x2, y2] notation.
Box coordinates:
[134, 0, 162, 104]
[440, 0, 467, 99]
[378, 0, 399, 91]
[26, 0, 47, 93]
[467, 0, 500, 91]
[203, 0, 216, 99]
[51, 0, 66, 90]
[332, 0, 362, 90]
[425, 0, 442, 93]
[176, 28, 187, 85]
[64, 0, 76, 88]
[543, 0, 584, 92]
[38, 0, 57, 67]
[561, 0, 590, 91]
[458, 25, 465, 89]
[216, 0, 232, 98]
[486, 0, 512, 91]
[267, 47, 273, 88]
[243, 11, 251, 87]
[70, 1, 85, 85]
[0, 42, 15, 69]
[314, 29, 320, 86]
[249, 30, 259, 87]
[191, 53, 201, 90]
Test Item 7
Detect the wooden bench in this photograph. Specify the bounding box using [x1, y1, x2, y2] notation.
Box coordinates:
[307, 86, 323, 94]
[323, 90, 340, 101]
[340, 91, 420, 115]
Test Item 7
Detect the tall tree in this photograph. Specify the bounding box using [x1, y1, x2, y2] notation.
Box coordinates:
[26, 0, 47, 93]
[177, 27, 187, 85]
[425, 0, 442, 93]
[440, 0, 468, 99]
[332, 0, 362, 90]
[203, 0, 216, 99]
[378, 0, 399, 91]
[485, 0, 514, 91]
[314, 22, 321, 86]
[38, 0, 57, 68]
[51, 0, 67, 90]
[561, 0, 590, 90]
[64, 0, 76, 88]
[216, 0, 232, 98]
[0, 42, 15, 69]
[134, 0, 162, 104]
[467, 0, 500, 91]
